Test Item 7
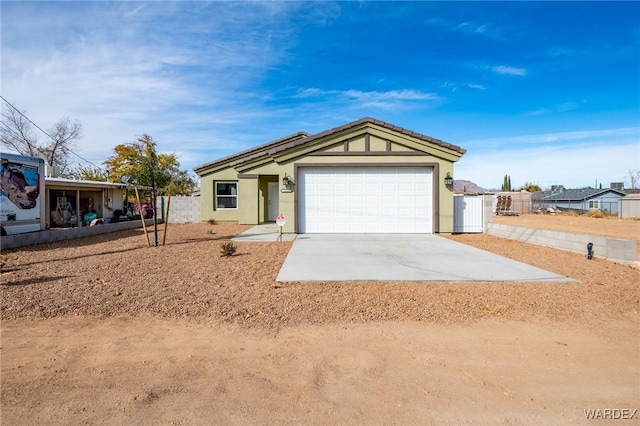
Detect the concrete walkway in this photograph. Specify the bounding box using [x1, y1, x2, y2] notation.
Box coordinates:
[232, 223, 297, 242]
[276, 234, 576, 282]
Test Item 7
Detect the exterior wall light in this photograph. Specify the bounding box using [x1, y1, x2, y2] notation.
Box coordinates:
[444, 172, 454, 187]
[282, 174, 293, 188]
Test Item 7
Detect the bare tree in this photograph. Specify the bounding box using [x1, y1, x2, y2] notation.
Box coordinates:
[40, 116, 82, 175]
[0, 102, 39, 156]
[627, 169, 640, 189]
[1, 102, 82, 176]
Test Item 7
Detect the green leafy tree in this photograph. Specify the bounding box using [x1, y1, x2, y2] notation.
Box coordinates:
[104, 135, 196, 196]
[518, 182, 542, 192]
[104, 134, 195, 246]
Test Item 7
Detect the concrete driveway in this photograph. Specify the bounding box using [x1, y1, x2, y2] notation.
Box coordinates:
[276, 234, 575, 282]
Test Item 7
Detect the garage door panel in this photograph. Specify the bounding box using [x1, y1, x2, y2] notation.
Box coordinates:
[381, 194, 397, 204]
[333, 183, 348, 192]
[299, 167, 433, 233]
[382, 182, 396, 191]
[350, 195, 365, 204]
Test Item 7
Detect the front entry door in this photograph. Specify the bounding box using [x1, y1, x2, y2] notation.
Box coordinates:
[267, 182, 279, 221]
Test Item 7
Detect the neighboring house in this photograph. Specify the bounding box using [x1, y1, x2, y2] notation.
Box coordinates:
[46, 177, 126, 227]
[194, 117, 466, 234]
[543, 188, 626, 214]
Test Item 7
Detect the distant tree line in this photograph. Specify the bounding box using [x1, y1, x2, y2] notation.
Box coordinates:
[500, 174, 541, 192]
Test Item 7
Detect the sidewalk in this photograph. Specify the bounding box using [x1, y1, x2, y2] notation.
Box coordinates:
[232, 223, 297, 242]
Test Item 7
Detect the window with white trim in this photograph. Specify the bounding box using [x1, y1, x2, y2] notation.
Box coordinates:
[215, 182, 238, 209]
[588, 200, 599, 209]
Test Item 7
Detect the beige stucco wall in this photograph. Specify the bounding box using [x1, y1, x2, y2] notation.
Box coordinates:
[199, 168, 240, 222]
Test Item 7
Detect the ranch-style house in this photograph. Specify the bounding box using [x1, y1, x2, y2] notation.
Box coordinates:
[193, 117, 466, 234]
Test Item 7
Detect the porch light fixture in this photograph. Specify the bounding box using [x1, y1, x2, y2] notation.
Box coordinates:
[444, 172, 454, 186]
[282, 174, 293, 188]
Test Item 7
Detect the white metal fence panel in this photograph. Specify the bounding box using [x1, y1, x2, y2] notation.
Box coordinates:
[454, 195, 484, 233]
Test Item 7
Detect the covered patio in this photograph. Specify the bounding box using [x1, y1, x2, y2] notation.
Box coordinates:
[45, 178, 126, 228]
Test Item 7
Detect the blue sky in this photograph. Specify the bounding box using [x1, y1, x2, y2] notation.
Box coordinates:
[2, 1, 639, 190]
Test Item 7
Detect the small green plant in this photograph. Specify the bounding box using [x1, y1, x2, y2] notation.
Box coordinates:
[207, 229, 214, 235]
[207, 218, 217, 225]
[220, 241, 237, 257]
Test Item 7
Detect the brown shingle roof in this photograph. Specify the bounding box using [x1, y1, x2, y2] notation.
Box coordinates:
[267, 117, 466, 156]
[193, 132, 309, 173]
[193, 117, 465, 174]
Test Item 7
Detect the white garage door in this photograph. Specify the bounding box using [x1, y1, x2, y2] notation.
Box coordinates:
[298, 167, 433, 233]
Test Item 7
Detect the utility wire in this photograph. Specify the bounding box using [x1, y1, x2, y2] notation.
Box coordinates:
[0, 94, 106, 170]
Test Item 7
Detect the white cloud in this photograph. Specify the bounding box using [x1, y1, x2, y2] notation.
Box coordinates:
[456, 22, 488, 35]
[427, 17, 497, 38]
[294, 88, 440, 109]
[456, 130, 640, 189]
[1, 1, 305, 170]
[491, 65, 527, 76]
[466, 83, 487, 90]
[523, 100, 586, 116]
[522, 109, 551, 117]
[467, 127, 639, 147]
[457, 143, 639, 190]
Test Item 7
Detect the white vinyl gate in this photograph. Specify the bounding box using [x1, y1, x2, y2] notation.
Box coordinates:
[453, 195, 484, 233]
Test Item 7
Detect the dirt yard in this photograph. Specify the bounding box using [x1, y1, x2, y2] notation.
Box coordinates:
[1, 220, 639, 425]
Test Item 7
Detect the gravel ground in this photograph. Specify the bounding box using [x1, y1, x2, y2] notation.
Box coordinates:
[1, 222, 638, 330]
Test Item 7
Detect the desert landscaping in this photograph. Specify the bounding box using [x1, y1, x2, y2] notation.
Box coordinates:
[1, 214, 639, 424]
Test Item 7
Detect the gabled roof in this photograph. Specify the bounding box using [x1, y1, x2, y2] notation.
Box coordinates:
[266, 117, 466, 156]
[543, 188, 627, 201]
[193, 132, 309, 174]
[193, 117, 465, 175]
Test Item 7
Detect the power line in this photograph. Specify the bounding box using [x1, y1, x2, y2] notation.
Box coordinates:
[0, 94, 106, 170]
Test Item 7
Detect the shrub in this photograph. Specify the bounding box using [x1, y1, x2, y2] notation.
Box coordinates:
[586, 210, 604, 218]
[220, 241, 237, 257]
[207, 218, 217, 225]
[562, 210, 579, 217]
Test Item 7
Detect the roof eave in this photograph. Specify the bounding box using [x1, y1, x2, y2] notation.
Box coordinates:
[193, 132, 309, 174]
